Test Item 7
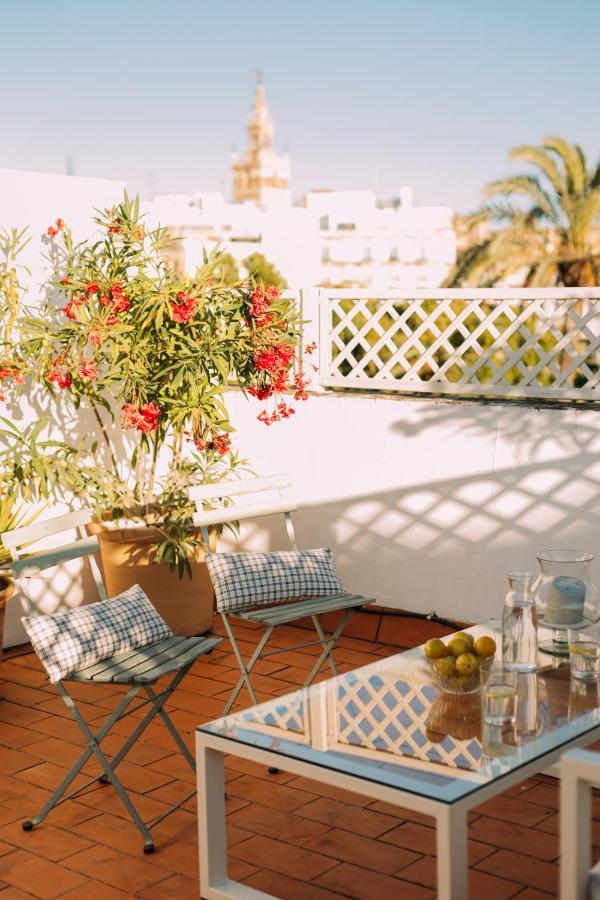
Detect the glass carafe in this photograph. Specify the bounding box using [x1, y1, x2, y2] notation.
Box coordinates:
[502, 572, 537, 672]
[533, 550, 600, 657]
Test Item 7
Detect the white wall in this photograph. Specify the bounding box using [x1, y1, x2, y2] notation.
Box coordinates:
[223, 389, 600, 624]
[1, 170, 125, 647]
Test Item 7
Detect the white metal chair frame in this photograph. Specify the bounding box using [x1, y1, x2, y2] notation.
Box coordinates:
[560, 747, 600, 899]
[190, 474, 375, 714]
[2, 509, 222, 853]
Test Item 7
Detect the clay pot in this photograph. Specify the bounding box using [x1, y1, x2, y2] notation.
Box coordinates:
[0, 575, 16, 665]
[90, 524, 215, 636]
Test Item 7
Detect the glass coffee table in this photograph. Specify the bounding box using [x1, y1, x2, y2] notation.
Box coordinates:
[196, 622, 600, 899]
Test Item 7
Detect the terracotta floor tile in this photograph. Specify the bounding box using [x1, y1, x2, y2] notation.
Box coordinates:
[0, 820, 94, 862]
[0, 701, 50, 728]
[476, 849, 559, 894]
[62, 845, 168, 893]
[0, 748, 41, 777]
[225, 773, 318, 812]
[513, 889, 555, 899]
[300, 827, 420, 874]
[469, 815, 559, 861]
[298, 796, 399, 838]
[286, 775, 372, 806]
[55, 880, 131, 898]
[0, 723, 48, 750]
[136, 873, 197, 899]
[474, 793, 554, 827]
[0, 849, 88, 898]
[229, 802, 331, 844]
[225, 754, 297, 783]
[243, 869, 345, 900]
[314, 861, 435, 899]
[398, 855, 522, 897]
[230, 834, 338, 880]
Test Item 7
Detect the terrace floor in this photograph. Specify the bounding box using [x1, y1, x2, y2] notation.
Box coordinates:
[0, 612, 596, 899]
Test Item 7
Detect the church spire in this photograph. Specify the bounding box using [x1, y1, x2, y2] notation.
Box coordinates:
[232, 76, 291, 208]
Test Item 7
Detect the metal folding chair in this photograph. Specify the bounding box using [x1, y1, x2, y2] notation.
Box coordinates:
[189, 474, 375, 714]
[2, 509, 222, 853]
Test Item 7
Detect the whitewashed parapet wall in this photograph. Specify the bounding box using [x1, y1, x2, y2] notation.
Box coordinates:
[1, 170, 125, 647]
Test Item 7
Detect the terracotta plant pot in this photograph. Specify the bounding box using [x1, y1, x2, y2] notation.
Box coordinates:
[0, 575, 16, 665]
[91, 524, 215, 636]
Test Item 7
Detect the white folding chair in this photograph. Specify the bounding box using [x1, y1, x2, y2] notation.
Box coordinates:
[190, 474, 375, 713]
[2, 509, 222, 853]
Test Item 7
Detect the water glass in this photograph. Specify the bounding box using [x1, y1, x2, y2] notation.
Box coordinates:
[480, 662, 518, 726]
[568, 625, 600, 681]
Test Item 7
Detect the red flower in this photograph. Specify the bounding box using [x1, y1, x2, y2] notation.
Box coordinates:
[293, 370, 310, 401]
[61, 277, 71, 286]
[89, 329, 102, 346]
[86, 282, 99, 295]
[47, 218, 65, 239]
[305, 341, 317, 355]
[211, 433, 232, 456]
[100, 283, 130, 315]
[120, 403, 141, 430]
[248, 385, 273, 400]
[277, 401, 295, 419]
[138, 402, 160, 433]
[79, 360, 97, 380]
[46, 362, 72, 389]
[170, 291, 197, 324]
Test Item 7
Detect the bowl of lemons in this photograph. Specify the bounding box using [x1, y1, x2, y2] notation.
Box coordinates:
[424, 632, 497, 694]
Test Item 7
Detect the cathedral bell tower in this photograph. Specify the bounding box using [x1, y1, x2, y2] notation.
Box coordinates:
[232, 75, 291, 208]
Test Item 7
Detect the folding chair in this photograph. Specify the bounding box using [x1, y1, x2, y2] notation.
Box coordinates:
[2, 509, 222, 853]
[189, 474, 375, 714]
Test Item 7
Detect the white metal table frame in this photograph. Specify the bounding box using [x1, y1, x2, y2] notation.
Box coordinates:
[196, 722, 600, 900]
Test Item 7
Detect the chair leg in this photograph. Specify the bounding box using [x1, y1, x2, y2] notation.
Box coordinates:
[304, 608, 355, 687]
[221, 613, 273, 714]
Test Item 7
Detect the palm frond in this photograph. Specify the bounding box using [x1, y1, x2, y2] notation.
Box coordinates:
[543, 136, 587, 197]
[483, 175, 560, 225]
[510, 144, 566, 198]
[590, 156, 600, 191]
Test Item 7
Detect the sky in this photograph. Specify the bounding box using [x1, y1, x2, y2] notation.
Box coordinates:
[1, 0, 599, 212]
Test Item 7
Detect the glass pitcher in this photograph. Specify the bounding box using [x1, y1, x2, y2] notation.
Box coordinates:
[533, 550, 600, 656]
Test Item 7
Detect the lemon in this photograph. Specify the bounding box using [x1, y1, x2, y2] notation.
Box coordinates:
[424, 638, 448, 660]
[434, 656, 456, 678]
[448, 637, 471, 658]
[455, 652, 479, 676]
[474, 636, 496, 659]
[453, 632, 475, 648]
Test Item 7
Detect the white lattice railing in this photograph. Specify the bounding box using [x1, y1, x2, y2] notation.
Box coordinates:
[318, 288, 600, 401]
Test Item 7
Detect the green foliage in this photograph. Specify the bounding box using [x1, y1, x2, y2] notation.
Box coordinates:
[243, 252, 288, 289]
[212, 251, 240, 286]
[16, 193, 303, 576]
[448, 136, 600, 287]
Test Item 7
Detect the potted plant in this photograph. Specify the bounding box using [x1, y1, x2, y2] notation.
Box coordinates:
[20, 195, 311, 634]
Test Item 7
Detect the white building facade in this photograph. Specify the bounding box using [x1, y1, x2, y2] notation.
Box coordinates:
[143, 83, 457, 289]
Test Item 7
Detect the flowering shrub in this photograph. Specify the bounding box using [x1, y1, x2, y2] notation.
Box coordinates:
[20, 194, 311, 575]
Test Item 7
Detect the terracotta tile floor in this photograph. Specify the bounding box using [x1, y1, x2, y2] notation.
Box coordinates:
[0, 614, 597, 899]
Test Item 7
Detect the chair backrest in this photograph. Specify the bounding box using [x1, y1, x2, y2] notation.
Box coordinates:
[1, 509, 107, 614]
[189, 473, 299, 550]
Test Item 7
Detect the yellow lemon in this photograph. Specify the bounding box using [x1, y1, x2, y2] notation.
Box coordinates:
[455, 652, 479, 676]
[448, 637, 471, 658]
[453, 631, 475, 648]
[434, 656, 456, 678]
[424, 638, 448, 660]
[474, 636, 497, 659]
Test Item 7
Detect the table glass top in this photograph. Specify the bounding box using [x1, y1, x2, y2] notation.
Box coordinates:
[197, 622, 600, 804]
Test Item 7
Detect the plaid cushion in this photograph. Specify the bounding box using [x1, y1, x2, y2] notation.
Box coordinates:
[205, 548, 344, 613]
[21, 584, 173, 683]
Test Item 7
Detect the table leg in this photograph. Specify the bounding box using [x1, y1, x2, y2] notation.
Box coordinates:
[436, 805, 468, 900]
[197, 743, 228, 899]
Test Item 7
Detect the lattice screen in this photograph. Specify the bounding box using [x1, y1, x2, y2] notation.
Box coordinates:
[332, 673, 482, 771]
[320, 292, 600, 400]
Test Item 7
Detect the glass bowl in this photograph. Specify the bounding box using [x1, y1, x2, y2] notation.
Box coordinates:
[427, 658, 482, 695]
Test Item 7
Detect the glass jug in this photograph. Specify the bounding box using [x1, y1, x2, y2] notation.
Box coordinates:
[533, 550, 600, 657]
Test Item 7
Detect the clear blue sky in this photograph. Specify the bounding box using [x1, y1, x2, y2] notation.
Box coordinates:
[2, 0, 599, 211]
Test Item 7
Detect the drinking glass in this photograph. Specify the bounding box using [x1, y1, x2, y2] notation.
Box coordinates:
[568, 624, 600, 681]
[480, 661, 518, 726]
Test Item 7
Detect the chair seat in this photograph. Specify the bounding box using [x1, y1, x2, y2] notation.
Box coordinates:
[65, 635, 223, 684]
[237, 592, 375, 627]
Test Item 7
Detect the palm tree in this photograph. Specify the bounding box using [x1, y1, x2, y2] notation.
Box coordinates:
[448, 137, 600, 286]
